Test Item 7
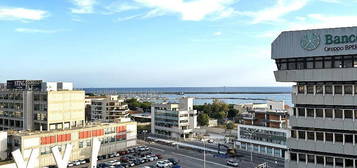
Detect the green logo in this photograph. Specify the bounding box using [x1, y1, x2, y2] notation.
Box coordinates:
[300, 32, 320, 51]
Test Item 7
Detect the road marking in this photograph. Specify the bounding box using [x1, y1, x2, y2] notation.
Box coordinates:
[149, 146, 165, 152]
[175, 153, 231, 168]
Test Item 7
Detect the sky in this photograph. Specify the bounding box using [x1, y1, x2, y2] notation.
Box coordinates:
[1, 0, 357, 88]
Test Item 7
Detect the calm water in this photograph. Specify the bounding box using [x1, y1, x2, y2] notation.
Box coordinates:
[82, 87, 292, 105]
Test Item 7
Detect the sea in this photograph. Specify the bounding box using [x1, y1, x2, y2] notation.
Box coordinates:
[82, 87, 292, 106]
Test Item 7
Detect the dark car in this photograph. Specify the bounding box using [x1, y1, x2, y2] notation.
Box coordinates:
[168, 158, 178, 165]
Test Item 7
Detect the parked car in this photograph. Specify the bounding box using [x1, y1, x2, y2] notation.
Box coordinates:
[226, 159, 239, 167]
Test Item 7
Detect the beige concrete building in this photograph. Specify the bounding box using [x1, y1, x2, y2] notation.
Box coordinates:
[7, 121, 137, 167]
[0, 80, 85, 131]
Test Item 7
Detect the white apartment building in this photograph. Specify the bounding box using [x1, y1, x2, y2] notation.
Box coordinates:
[88, 95, 130, 122]
[0, 80, 85, 131]
[151, 97, 198, 139]
[272, 27, 357, 167]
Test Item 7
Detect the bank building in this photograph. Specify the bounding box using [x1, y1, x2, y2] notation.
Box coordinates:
[272, 27, 357, 168]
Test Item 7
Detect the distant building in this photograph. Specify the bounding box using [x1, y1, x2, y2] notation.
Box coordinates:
[87, 95, 130, 122]
[7, 121, 137, 167]
[151, 97, 198, 139]
[0, 131, 7, 161]
[237, 100, 289, 158]
[0, 80, 85, 131]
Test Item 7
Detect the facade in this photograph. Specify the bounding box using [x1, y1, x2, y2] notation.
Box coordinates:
[0, 80, 85, 131]
[88, 95, 130, 122]
[272, 27, 357, 167]
[0, 131, 7, 160]
[7, 121, 137, 167]
[241, 101, 289, 128]
[238, 125, 289, 158]
[151, 97, 198, 139]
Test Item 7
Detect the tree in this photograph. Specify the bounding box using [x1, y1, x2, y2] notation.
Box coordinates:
[227, 108, 239, 119]
[226, 122, 234, 129]
[197, 113, 210, 126]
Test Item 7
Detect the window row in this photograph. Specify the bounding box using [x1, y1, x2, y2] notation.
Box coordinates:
[291, 129, 357, 144]
[296, 84, 357, 95]
[276, 55, 357, 70]
[290, 152, 356, 167]
[293, 107, 357, 119]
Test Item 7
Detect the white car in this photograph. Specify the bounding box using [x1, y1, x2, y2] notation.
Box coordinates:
[156, 161, 169, 168]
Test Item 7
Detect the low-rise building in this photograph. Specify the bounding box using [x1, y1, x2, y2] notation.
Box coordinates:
[151, 97, 198, 139]
[0, 80, 85, 131]
[7, 121, 137, 167]
[87, 95, 130, 122]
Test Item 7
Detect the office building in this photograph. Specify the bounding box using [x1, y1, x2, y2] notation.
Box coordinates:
[0, 80, 85, 131]
[7, 121, 137, 167]
[151, 97, 198, 139]
[87, 95, 130, 122]
[272, 27, 357, 167]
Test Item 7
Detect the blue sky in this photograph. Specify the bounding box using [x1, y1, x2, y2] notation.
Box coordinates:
[1, 0, 357, 88]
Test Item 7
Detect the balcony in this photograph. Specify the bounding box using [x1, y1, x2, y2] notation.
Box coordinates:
[288, 138, 357, 156]
[290, 116, 357, 130]
[274, 68, 357, 82]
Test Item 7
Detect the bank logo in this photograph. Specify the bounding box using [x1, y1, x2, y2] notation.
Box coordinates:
[300, 32, 320, 51]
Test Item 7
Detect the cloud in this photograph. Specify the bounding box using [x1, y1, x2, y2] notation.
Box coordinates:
[133, 0, 238, 21]
[0, 7, 47, 21]
[15, 28, 69, 33]
[70, 0, 96, 14]
[213, 32, 222, 36]
[239, 0, 309, 24]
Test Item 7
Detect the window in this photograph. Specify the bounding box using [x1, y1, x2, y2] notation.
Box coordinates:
[307, 155, 315, 163]
[299, 154, 306, 162]
[325, 157, 333, 166]
[316, 132, 323, 141]
[344, 110, 353, 119]
[316, 85, 323, 94]
[298, 108, 305, 117]
[335, 134, 343, 142]
[335, 109, 343, 118]
[325, 85, 333, 94]
[325, 133, 333, 142]
[344, 85, 353, 94]
[307, 109, 314, 117]
[307, 132, 314, 140]
[334, 85, 343, 94]
[335, 158, 343, 167]
[298, 131, 305, 140]
[316, 155, 324, 165]
[298, 85, 305, 94]
[307, 85, 314, 94]
[316, 109, 323, 118]
[324, 57, 332, 68]
[290, 153, 297, 161]
[345, 134, 353, 143]
[325, 109, 333, 118]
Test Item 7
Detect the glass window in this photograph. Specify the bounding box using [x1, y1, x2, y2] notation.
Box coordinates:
[316, 155, 324, 165]
[335, 85, 342, 94]
[325, 109, 333, 118]
[307, 109, 314, 117]
[307, 155, 315, 163]
[307, 132, 314, 140]
[298, 131, 305, 140]
[315, 57, 323, 69]
[335, 158, 343, 167]
[298, 85, 305, 94]
[290, 153, 297, 161]
[325, 133, 333, 142]
[298, 108, 305, 117]
[325, 85, 333, 94]
[345, 134, 353, 143]
[299, 154, 306, 162]
[316, 109, 323, 118]
[335, 109, 343, 118]
[344, 85, 353, 94]
[325, 157, 333, 165]
[316, 132, 323, 141]
[307, 85, 314, 94]
[345, 159, 354, 168]
[324, 57, 332, 68]
[344, 110, 353, 119]
[335, 133, 343, 142]
[316, 85, 323, 94]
